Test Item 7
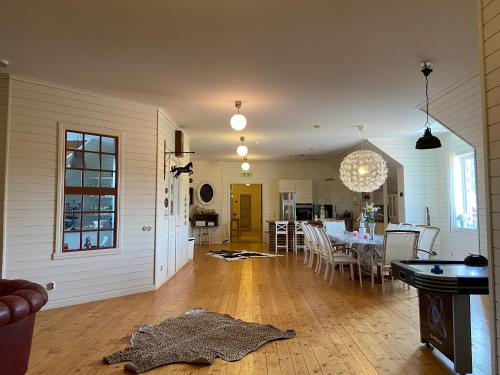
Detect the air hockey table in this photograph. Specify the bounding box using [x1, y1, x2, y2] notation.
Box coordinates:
[391, 259, 489, 375]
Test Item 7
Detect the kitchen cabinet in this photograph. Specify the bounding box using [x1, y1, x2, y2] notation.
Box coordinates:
[278, 179, 313, 203]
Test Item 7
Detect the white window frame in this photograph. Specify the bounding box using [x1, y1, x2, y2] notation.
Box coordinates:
[53, 122, 124, 260]
[449, 151, 478, 232]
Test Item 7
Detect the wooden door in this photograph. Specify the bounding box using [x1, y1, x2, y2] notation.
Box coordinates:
[240, 194, 251, 229]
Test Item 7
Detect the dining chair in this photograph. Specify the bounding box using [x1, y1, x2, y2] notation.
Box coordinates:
[415, 225, 440, 260]
[386, 223, 400, 231]
[399, 223, 414, 230]
[324, 219, 346, 236]
[300, 222, 311, 265]
[372, 230, 419, 294]
[303, 224, 320, 269]
[315, 227, 362, 287]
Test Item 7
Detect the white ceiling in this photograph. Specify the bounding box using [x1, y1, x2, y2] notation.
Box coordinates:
[0, 0, 479, 161]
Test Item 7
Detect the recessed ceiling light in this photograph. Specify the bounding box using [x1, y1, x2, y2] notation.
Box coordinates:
[312, 124, 323, 129]
[309, 147, 319, 151]
[0, 59, 9, 68]
[255, 141, 261, 144]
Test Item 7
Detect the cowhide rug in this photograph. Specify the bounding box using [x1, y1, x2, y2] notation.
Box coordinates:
[207, 250, 283, 261]
[104, 308, 295, 373]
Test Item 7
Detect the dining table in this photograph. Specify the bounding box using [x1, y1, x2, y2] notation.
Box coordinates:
[328, 231, 385, 270]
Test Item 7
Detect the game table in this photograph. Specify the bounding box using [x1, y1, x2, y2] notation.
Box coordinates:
[391, 259, 489, 375]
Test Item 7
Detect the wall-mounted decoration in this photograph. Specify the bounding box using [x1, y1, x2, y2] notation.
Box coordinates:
[171, 162, 193, 179]
[164, 198, 169, 208]
[198, 182, 215, 205]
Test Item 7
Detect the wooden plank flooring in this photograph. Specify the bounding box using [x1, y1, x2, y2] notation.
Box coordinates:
[28, 243, 491, 374]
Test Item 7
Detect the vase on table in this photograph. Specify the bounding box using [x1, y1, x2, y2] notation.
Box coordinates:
[358, 217, 366, 236]
[368, 222, 376, 240]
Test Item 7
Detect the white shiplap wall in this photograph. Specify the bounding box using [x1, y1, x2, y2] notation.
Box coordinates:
[370, 75, 487, 260]
[4, 76, 163, 308]
[0, 74, 9, 276]
[427, 74, 487, 256]
[155, 109, 190, 288]
[191, 160, 354, 243]
[479, 0, 500, 371]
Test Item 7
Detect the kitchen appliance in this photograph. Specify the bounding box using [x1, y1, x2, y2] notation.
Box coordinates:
[280, 192, 296, 221]
[296, 203, 313, 221]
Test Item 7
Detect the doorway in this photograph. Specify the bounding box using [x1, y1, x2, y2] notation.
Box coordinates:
[230, 184, 262, 243]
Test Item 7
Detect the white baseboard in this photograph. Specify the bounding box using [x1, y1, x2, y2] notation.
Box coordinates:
[44, 284, 156, 310]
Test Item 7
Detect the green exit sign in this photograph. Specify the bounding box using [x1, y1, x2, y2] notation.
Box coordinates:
[241, 172, 253, 177]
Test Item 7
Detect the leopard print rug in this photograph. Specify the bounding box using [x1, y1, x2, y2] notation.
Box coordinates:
[103, 308, 296, 373]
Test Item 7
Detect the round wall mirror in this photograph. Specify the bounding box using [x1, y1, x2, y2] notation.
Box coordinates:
[197, 182, 214, 205]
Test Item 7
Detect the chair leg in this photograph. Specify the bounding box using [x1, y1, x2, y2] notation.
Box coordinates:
[324, 263, 329, 280]
[381, 268, 385, 295]
[371, 265, 375, 289]
[329, 263, 335, 285]
[358, 261, 363, 288]
[350, 264, 354, 280]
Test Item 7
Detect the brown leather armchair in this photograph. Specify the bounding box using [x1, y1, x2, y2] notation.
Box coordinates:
[0, 279, 48, 375]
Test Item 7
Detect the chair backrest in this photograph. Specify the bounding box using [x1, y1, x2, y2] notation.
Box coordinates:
[275, 221, 289, 233]
[324, 220, 346, 236]
[399, 223, 414, 230]
[386, 223, 400, 231]
[382, 230, 419, 266]
[313, 226, 333, 261]
[418, 226, 440, 257]
[302, 223, 316, 251]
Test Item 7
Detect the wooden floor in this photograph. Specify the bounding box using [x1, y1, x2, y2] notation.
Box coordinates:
[29, 243, 492, 374]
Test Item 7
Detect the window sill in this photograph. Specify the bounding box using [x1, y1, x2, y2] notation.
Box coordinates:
[52, 248, 121, 260]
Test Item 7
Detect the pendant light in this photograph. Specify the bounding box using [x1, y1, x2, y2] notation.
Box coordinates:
[339, 126, 388, 193]
[416, 62, 441, 150]
[230, 101, 247, 131]
[236, 136, 248, 157]
[241, 157, 250, 171]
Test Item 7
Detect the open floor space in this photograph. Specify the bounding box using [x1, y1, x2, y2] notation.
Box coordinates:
[29, 244, 491, 374]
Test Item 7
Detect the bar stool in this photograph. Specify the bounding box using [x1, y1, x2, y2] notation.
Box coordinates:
[294, 221, 305, 254]
[198, 227, 210, 245]
[274, 221, 289, 252]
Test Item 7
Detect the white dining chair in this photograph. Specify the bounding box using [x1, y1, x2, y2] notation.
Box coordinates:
[372, 230, 419, 294]
[315, 227, 362, 287]
[415, 225, 440, 260]
[324, 219, 346, 235]
[300, 222, 311, 264]
[303, 224, 320, 269]
[399, 223, 414, 230]
[386, 223, 400, 231]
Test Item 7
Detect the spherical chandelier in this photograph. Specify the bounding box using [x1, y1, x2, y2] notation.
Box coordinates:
[241, 157, 250, 171]
[236, 136, 248, 157]
[339, 127, 388, 192]
[230, 101, 247, 131]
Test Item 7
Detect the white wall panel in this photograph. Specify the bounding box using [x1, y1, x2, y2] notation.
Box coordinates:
[4, 76, 162, 308]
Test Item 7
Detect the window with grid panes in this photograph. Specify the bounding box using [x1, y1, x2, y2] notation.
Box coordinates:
[63, 131, 118, 251]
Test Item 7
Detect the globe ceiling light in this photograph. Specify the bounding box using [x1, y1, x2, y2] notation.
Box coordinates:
[230, 101, 247, 131]
[236, 136, 248, 157]
[339, 150, 388, 192]
[241, 157, 250, 171]
[416, 62, 441, 150]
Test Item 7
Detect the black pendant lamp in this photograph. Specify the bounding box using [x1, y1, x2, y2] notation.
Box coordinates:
[416, 62, 441, 150]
